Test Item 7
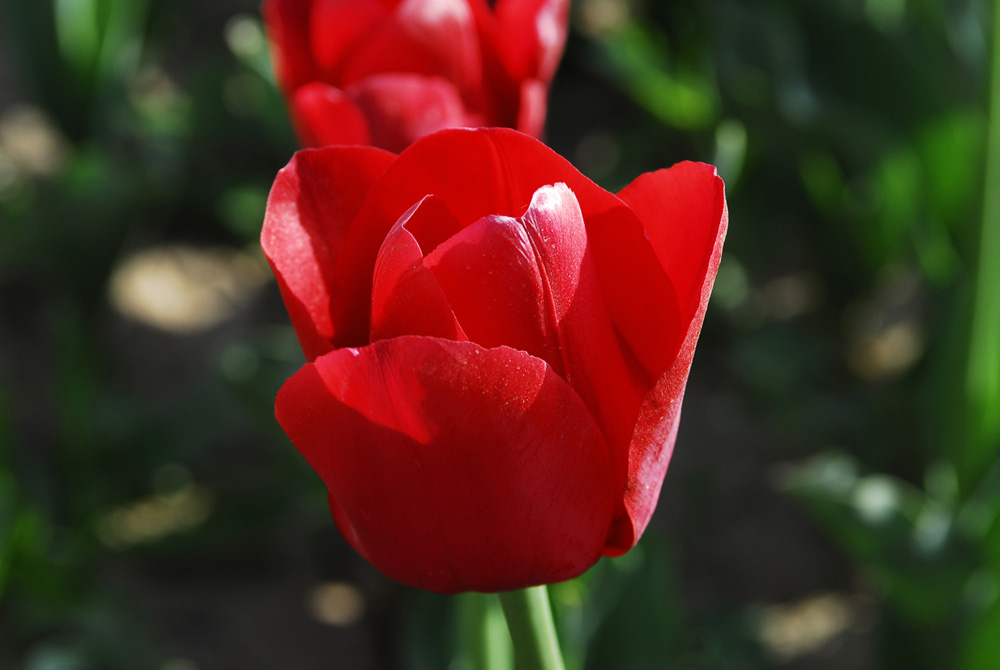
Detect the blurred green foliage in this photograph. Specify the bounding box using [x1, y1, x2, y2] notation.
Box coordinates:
[578, 0, 1000, 668]
[0, 0, 998, 668]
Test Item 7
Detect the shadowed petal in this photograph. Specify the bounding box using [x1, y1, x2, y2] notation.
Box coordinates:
[262, 0, 321, 92]
[346, 74, 478, 152]
[261, 145, 396, 360]
[370, 195, 467, 340]
[290, 82, 372, 148]
[309, 0, 389, 76]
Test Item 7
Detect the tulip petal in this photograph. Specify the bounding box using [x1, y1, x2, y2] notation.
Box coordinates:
[464, 1, 522, 128]
[618, 162, 728, 326]
[340, 0, 484, 103]
[370, 195, 466, 340]
[422, 211, 553, 370]
[345, 74, 478, 153]
[494, 0, 569, 83]
[603, 162, 728, 554]
[289, 82, 372, 148]
[309, 0, 389, 76]
[275, 336, 616, 593]
[331, 128, 682, 382]
[261, 145, 396, 360]
[517, 185, 648, 482]
[516, 78, 548, 139]
[424, 184, 645, 472]
[262, 0, 321, 92]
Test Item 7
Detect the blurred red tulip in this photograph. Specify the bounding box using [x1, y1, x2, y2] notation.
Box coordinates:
[262, 128, 727, 592]
[262, 0, 568, 151]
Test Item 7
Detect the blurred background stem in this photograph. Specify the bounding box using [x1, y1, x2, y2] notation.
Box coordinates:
[959, 0, 1000, 491]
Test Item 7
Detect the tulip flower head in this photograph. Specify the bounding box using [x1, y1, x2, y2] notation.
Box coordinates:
[262, 0, 569, 151]
[263, 128, 727, 593]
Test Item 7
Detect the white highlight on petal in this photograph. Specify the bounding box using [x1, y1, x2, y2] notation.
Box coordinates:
[399, 0, 471, 29]
[536, 2, 561, 50]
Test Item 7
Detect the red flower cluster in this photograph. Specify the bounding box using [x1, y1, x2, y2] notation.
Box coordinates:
[262, 0, 568, 151]
[262, 129, 727, 592]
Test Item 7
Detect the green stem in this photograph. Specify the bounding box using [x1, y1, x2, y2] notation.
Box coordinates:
[961, 0, 1000, 486]
[456, 593, 512, 670]
[498, 586, 566, 670]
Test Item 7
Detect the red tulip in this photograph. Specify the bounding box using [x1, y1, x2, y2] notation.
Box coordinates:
[262, 0, 568, 152]
[262, 128, 727, 593]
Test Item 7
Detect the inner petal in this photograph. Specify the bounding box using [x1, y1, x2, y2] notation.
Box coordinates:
[425, 184, 648, 497]
[423, 208, 559, 372]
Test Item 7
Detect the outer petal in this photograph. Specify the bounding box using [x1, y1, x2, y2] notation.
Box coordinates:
[346, 74, 479, 153]
[275, 336, 617, 593]
[619, 162, 728, 326]
[262, 0, 319, 93]
[494, 0, 569, 83]
[602, 162, 728, 554]
[289, 82, 371, 148]
[261, 145, 396, 361]
[329, 128, 683, 380]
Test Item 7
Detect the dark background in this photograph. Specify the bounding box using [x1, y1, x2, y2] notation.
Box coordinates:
[2, 0, 999, 668]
